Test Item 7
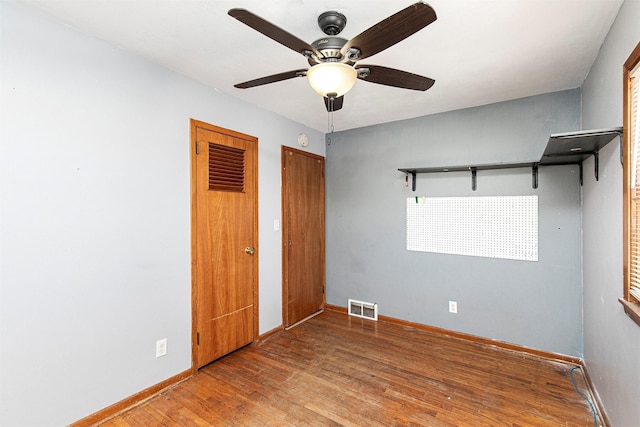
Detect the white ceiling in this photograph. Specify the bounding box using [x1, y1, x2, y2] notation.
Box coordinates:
[20, 0, 623, 132]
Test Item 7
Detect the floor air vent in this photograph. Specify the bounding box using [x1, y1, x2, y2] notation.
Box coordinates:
[348, 299, 378, 321]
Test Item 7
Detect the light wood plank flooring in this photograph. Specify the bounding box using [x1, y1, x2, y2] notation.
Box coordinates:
[100, 310, 598, 426]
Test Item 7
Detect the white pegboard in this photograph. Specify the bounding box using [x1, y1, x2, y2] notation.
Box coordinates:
[406, 195, 538, 261]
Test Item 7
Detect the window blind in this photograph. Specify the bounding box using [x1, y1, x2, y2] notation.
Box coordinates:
[629, 62, 640, 302]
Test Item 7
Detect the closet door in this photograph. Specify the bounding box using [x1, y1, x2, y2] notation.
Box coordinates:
[282, 147, 325, 327]
[192, 120, 258, 368]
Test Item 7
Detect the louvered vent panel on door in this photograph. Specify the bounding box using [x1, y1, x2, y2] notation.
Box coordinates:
[209, 143, 245, 192]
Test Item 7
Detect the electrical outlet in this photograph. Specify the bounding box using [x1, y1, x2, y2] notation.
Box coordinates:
[449, 301, 458, 314]
[156, 338, 167, 358]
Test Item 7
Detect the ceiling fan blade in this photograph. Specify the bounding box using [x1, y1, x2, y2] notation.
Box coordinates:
[357, 65, 435, 91]
[341, 2, 437, 61]
[324, 95, 344, 112]
[234, 69, 307, 89]
[229, 9, 323, 59]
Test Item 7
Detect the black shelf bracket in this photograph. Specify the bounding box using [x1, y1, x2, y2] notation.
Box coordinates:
[403, 171, 417, 191]
[620, 133, 624, 165]
[579, 162, 584, 186]
[532, 163, 539, 189]
[471, 167, 477, 191]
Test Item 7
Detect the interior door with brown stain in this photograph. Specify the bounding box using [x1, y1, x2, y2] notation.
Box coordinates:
[282, 147, 325, 328]
[191, 119, 258, 369]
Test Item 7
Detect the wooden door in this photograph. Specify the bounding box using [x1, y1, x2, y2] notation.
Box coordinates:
[191, 119, 258, 369]
[282, 147, 325, 327]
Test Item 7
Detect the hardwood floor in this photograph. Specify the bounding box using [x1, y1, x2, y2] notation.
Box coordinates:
[100, 311, 599, 426]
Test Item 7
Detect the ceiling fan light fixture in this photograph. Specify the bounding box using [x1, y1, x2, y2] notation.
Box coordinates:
[306, 62, 357, 98]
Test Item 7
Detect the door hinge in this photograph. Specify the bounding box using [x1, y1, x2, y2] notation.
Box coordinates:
[322, 285, 325, 294]
[196, 332, 200, 345]
[195, 141, 200, 155]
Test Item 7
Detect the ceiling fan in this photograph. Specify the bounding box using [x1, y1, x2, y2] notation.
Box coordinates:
[228, 2, 437, 112]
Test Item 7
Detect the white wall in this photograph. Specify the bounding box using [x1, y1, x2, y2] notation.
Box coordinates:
[581, 0, 640, 425]
[0, 2, 324, 425]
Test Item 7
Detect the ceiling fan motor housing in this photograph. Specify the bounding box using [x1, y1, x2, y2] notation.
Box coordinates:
[318, 11, 347, 35]
[310, 36, 349, 64]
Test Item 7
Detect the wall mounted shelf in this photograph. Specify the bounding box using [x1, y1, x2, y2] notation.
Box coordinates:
[539, 127, 624, 185]
[399, 127, 623, 191]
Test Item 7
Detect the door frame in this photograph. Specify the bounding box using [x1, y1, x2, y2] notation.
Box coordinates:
[190, 119, 259, 372]
[281, 145, 326, 327]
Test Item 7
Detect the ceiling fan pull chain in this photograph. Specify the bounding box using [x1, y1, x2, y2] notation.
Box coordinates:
[327, 109, 330, 133]
[327, 97, 335, 133]
[327, 111, 335, 134]
[331, 98, 334, 132]
[329, 109, 335, 134]
[331, 110, 335, 133]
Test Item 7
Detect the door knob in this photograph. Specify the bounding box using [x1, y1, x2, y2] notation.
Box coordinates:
[245, 247, 255, 255]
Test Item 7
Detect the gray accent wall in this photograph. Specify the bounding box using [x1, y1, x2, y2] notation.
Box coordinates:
[0, 2, 324, 425]
[581, 0, 640, 425]
[326, 90, 584, 356]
